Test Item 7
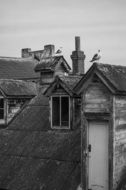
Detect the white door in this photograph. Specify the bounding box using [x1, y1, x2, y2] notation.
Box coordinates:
[88, 121, 108, 190]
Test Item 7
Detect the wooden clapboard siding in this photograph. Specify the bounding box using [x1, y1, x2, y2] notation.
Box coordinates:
[114, 96, 126, 189]
[84, 83, 110, 113]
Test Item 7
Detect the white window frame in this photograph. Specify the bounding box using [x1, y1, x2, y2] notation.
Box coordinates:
[51, 95, 70, 129]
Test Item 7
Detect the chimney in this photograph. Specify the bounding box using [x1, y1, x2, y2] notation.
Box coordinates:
[21, 48, 31, 58]
[44, 45, 55, 57]
[71, 36, 86, 74]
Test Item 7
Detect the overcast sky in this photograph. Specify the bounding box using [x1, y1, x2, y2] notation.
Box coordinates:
[0, 0, 126, 71]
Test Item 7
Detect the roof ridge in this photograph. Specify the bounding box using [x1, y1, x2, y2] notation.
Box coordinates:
[0, 56, 33, 61]
[95, 62, 126, 69]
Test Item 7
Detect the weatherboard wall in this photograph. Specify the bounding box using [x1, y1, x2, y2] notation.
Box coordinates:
[84, 83, 111, 113]
[114, 95, 126, 189]
[81, 81, 126, 190]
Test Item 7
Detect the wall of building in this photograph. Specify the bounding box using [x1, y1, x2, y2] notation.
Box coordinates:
[84, 83, 111, 113]
[0, 98, 30, 126]
[114, 96, 126, 189]
[40, 72, 54, 85]
[7, 98, 29, 123]
[73, 98, 81, 130]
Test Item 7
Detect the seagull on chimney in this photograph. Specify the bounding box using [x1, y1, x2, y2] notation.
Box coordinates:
[90, 50, 101, 62]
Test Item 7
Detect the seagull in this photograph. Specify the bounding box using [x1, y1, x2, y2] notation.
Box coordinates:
[55, 47, 63, 55]
[90, 50, 101, 62]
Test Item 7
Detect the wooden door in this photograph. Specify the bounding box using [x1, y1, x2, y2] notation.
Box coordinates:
[88, 121, 108, 190]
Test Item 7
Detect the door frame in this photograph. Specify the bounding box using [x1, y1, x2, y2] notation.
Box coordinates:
[81, 112, 114, 190]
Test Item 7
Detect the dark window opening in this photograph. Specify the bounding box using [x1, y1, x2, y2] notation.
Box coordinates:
[52, 96, 69, 128]
[92, 74, 100, 83]
[0, 98, 4, 119]
[61, 97, 69, 126]
[52, 97, 60, 126]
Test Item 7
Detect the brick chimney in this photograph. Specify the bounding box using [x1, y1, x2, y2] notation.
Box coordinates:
[71, 36, 86, 74]
[21, 48, 31, 58]
[44, 45, 55, 57]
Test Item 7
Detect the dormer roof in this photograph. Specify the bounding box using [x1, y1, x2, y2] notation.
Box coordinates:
[74, 62, 126, 95]
[44, 75, 83, 97]
[34, 56, 71, 73]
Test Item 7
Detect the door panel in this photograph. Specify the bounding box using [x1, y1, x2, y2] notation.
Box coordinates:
[88, 121, 108, 190]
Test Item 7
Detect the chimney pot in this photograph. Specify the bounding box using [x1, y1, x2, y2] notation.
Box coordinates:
[71, 36, 86, 74]
[44, 45, 55, 56]
[75, 36, 80, 51]
[21, 48, 31, 58]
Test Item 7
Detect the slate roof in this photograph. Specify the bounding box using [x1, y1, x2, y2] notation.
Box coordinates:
[0, 79, 37, 97]
[44, 74, 83, 97]
[0, 91, 81, 190]
[96, 63, 126, 92]
[0, 57, 39, 80]
[60, 75, 83, 90]
[75, 62, 126, 94]
[34, 56, 71, 73]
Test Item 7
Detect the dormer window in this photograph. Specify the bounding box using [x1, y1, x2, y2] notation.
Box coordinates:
[51, 96, 70, 129]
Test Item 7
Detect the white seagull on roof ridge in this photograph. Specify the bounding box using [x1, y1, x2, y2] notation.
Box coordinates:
[90, 50, 101, 62]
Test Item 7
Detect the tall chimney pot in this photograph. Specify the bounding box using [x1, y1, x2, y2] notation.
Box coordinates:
[75, 36, 80, 51]
[71, 36, 86, 74]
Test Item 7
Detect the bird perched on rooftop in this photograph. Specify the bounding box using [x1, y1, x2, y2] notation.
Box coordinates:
[90, 50, 101, 62]
[55, 47, 63, 55]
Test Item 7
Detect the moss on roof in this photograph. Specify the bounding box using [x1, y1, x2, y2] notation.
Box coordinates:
[34, 56, 71, 73]
[0, 91, 81, 190]
[0, 79, 37, 97]
[75, 62, 126, 94]
[0, 57, 39, 80]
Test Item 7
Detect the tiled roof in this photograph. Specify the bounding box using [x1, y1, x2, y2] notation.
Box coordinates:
[96, 63, 126, 92]
[0, 91, 81, 190]
[0, 57, 39, 80]
[0, 79, 37, 97]
[75, 62, 126, 94]
[60, 75, 83, 90]
[44, 74, 83, 97]
[34, 56, 71, 72]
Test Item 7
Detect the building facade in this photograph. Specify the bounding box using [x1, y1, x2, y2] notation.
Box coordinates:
[0, 37, 125, 190]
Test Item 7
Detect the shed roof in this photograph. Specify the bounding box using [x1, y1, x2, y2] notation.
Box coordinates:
[0, 91, 81, 190]
[75, 62, 126, 94]
[0, 79, 37, 97]
[0, 57, 39, 80]
[34, 56, 71, 73]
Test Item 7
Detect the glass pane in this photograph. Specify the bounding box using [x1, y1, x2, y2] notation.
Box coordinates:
[0, 99, 4, 119]
[0, 98, 4, 108]
[52, 97, 60, 126]
[0, 109, 4, 119]
[61, 97, 69, 126]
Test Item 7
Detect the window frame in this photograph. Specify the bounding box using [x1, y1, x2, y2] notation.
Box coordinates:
[0, 96, 5, 123]
[51, 95, 70, 129]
